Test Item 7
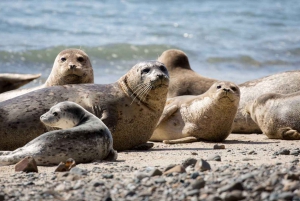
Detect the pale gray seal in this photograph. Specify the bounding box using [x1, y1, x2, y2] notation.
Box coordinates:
[0, 101, 117, 166]
[0, 49, 94, 102]
[233, 71, 300, 133]
[0, 61, 169, 151]
[150, 81, 240, 143]
[158, 49, 218, 98]
[245, 92, 300, 140]
[0, 73, 41, 93]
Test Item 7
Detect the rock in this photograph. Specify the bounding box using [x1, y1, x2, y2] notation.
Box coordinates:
[154, 178, 166, 184]
[148, 168, 163, 177]
[73, 180, 85, 190]
[290, 150, 299, 156]
[195, 159, 211, 172]
[164, 164, 176, 172]
[190, 172, 199, 179]
[54, 158, 76, 172]
[182, 158, 197, 168]
[218, 182, 244, 193]
[92, 167, 102, 173]
[283, 181, 300, 191]
[14, 156, 38, 173]
[277, 192, 295, 200]
[191, 178, 205, 189]
[135, 172, 149, 180]
[284, 173, 300, 181]
[213, 144, 225, 149]
[279, 149, 290, 155]
[207, 154, 221, 162]
[248, 150, 257, 155]
[164, 165, 186, 175]
[221, 190, 244, 201]
[102, 174, 114, 179]
[54, 184, 66, 192]
[69, 167, 88, 176]
[185, 189, 200, 197]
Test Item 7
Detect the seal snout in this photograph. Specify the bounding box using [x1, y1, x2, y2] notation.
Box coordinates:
[69, 64, 76, 69]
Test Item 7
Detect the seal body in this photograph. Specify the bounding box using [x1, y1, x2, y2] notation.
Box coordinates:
[245, 92, 300, 140]
[158, 49, 217, 98]
[233, 71, 300, 133]
[0, 101, 117, 166]
[0, 73, 41, 93]
[0, 49, 94, 101]
[150, 81, 240, 143]
[0, 61, 169, 151]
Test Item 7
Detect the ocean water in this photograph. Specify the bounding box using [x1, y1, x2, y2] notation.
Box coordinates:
[0, 0, 299, 86]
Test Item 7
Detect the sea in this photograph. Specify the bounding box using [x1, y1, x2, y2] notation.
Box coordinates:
[0, 0, 299, 87]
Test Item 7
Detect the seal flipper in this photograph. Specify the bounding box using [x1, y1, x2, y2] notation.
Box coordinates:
[104, 149, 118, 161]
[163, 136, 198, 144]
[156, 105, 178, 127]
[279, 127, 300, 140]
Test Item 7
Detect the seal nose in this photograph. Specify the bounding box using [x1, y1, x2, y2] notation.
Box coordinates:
[69, 64, 76, 69]
[223, 88, 230, 92]
[157, 74, 164, 79]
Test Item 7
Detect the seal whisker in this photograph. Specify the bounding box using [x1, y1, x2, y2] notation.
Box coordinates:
[130, 84, 150, 105]
[139, 84, 152, 104]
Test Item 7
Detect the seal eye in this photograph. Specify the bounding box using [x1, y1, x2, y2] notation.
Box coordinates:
[61, 57, 66, 62]
[159, 66, 167, 73]
[217, 85, 222, 89]
[142, 68, 150, 74]
[53, 112, 58, 116]
[77, 57, 84, 62]
[231, 86, 237, 91]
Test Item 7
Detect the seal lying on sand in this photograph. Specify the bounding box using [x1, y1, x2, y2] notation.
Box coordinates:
[0, 49, 94, 102]
[245, 92, 300, 140]
[158, 49, 217, 98]
[150, 81, 240, 143]
[0, 73, 41, 93]
[233, 71, 300, 134]
[0, 101, 117, 166]
[0, 61, 169, 151]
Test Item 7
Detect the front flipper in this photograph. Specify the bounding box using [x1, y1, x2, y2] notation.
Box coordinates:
[279, 127, 300, 140]
[163, 137, 198, 144]
[132, 143, 154, 150]
[156, 105, 178, 127]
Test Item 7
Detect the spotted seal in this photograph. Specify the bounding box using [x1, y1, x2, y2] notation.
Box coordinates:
[158, 49, 217, 98]
[0, 101, 117, 166]
[245, 92, 300, 140]
[0, 61, 169, 151]
[0, 49, 94, 102]
[0, 73, 41, 93]
[150, 81, 240, 143]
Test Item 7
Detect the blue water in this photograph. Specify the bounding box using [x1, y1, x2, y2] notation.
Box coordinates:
[0, 0, 299, 86]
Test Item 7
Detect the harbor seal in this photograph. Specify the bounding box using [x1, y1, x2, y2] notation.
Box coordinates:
[0, 101, 117, 166]
[0, 61, 169, 151]
[0, 49, 94, 102]
[0, 73, 41, 93]
[233, 70, 300, 133]
[158, 49, 217, 98]
[245, 92, 300, 140]
[150, 81, 240, 143]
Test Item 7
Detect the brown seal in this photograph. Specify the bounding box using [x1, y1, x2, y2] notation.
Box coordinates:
[150, 81, 240, 143]
[0, 61, 169, 151]
[232, 70, 300, 133]
[0, 73, 41, 93]
[245, 92, 300, 140]
[0, 48, 94, 101]
[158, 49, 217, 98]
[0, 101, 117, 166]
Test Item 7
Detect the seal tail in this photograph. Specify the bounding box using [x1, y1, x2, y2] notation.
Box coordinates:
[0, 154, 22, 166]
[279, 127, 300, 140]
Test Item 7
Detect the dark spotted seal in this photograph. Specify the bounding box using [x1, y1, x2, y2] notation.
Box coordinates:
[0, 101, 117, 166]
[0, 61, 169, 151]
[0, 73, 41, 93]
[0, 49, 94, 102]
[150, 81, 240, 143]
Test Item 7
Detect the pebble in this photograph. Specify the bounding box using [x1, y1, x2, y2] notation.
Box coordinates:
[195, 159, 211, 172]
[207, 154, 221, 161]
[181, 158, 197, 168]
[191, 178, 205, 189]
[279, 149, 290, 155]
[213, 144, 225, 149]
[69, 167, 88, 176]
[14, 156, 38, 173]
[218, 182, 244, 193]
[163, 165, 186, 175]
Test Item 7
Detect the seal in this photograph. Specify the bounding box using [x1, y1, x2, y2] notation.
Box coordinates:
[245, 92, 300, 140]
[232, 70, 300, 134]
[150, 81, 240, 143]
[0, 73, 41, 93]
[0, 101, 117, 166]
[158, 49, 217, 98]
[0, 48, 94, 102]
[0, 61, 169, 151]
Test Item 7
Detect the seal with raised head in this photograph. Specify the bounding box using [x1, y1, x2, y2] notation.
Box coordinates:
[245, 92, 300, 140]
[0, 101, 117, 166]
[158, 49, 217, 98]
[0, 48, 94, 101]
[0, 73, 41, 93]
[0, 61, 169, 151]
[150, 81, 240, 143]
[232, 70, 300, 134]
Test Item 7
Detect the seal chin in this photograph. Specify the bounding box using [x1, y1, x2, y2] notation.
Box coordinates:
[150, 76, 169, 89]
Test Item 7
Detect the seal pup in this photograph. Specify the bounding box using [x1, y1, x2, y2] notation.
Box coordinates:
[150, 81, 240, 143]
[233, 70, 300, 134]
[0, 73, 41, 93]
[245, 92, 300, 140]
[0, 61, 169, 151]
[0, 101, 117, 166]
[0, 48, 94, 101]
[158, 49, 217, 98]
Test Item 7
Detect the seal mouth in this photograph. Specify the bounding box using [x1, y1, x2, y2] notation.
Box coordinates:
[219, 94, 235, 102]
